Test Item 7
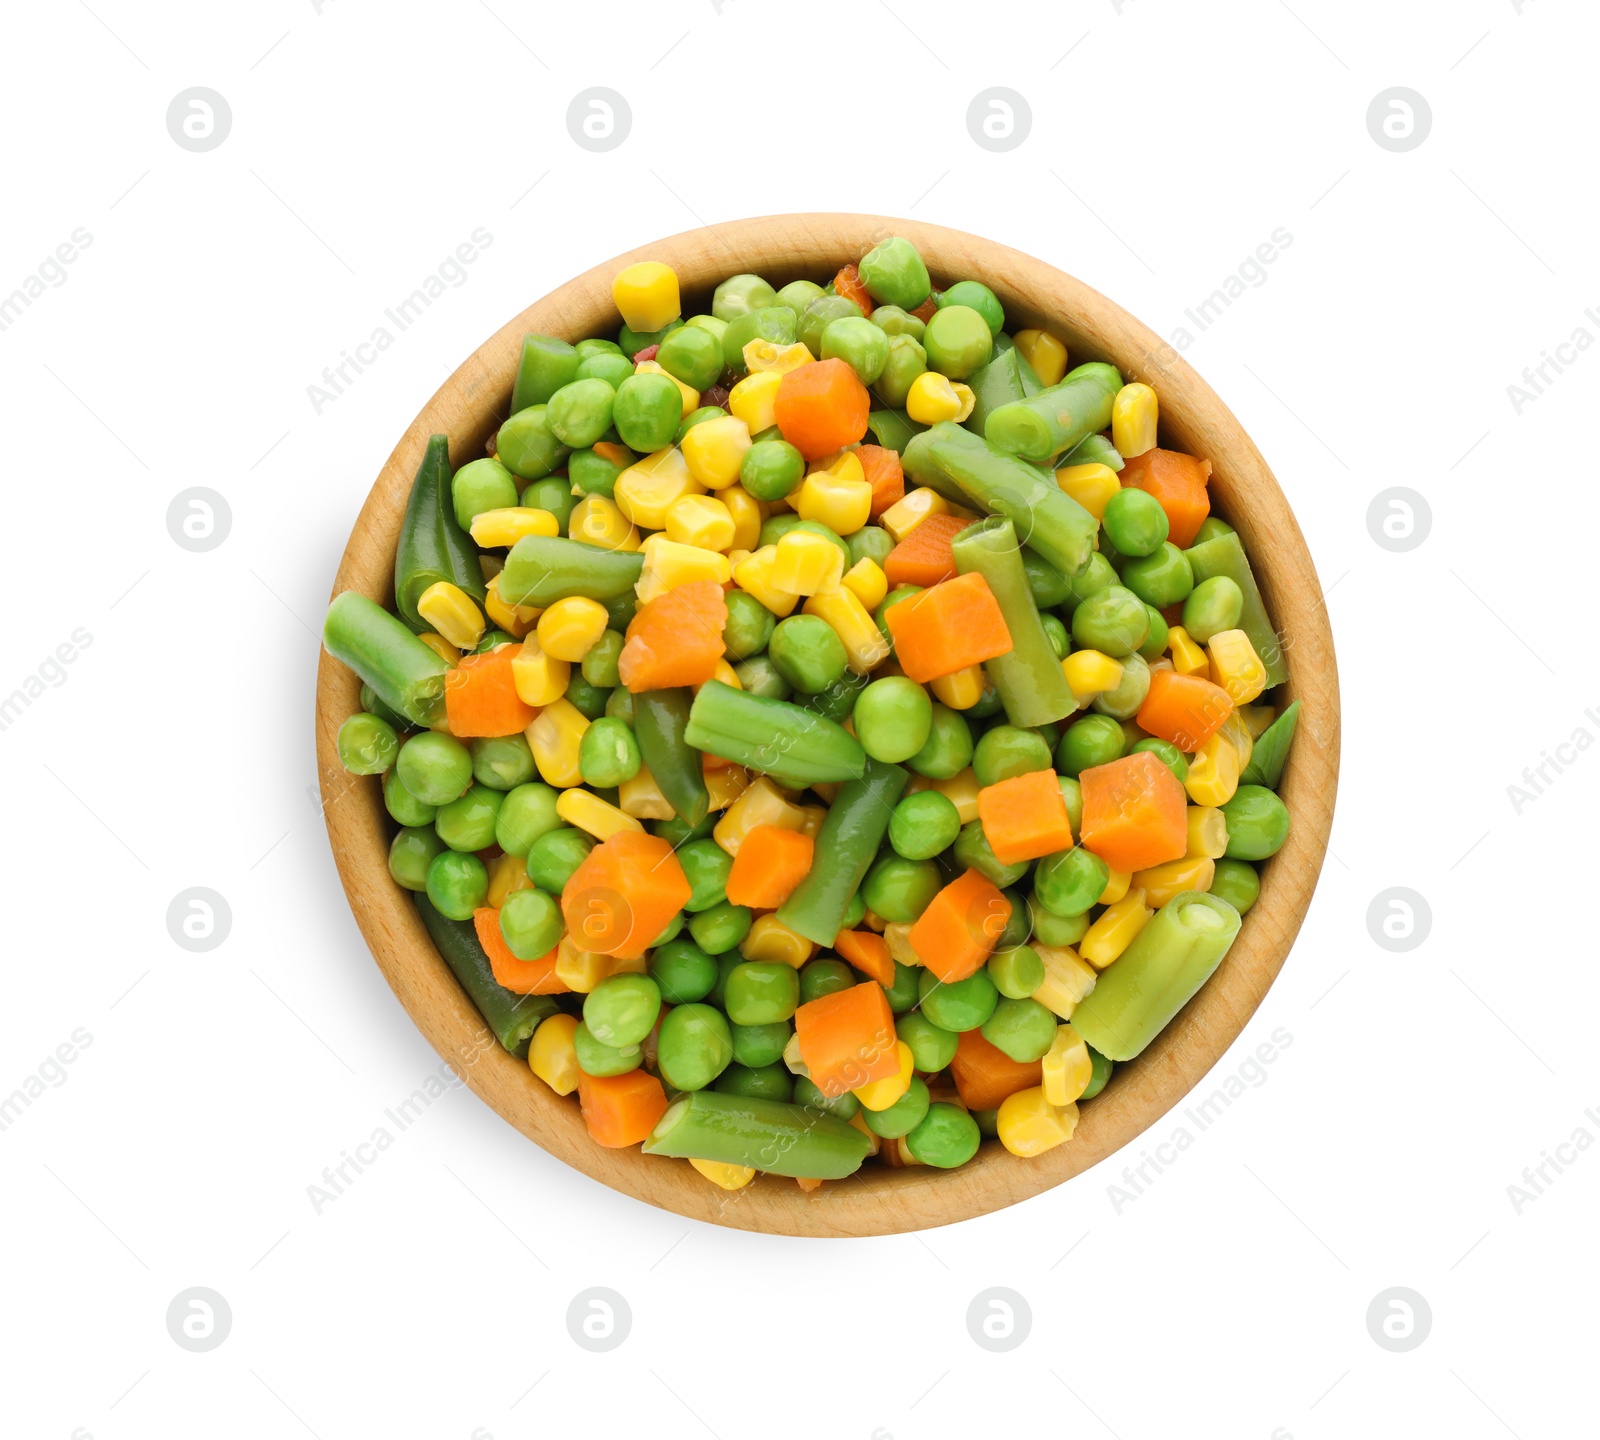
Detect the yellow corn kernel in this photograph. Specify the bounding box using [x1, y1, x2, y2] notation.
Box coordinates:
[1133, 855, 1215, 908]
[720, 484, 765, 551]
[1098, 867, 1131, 906]
[1081, 888, 1153, 970]
[694, 658, 741, 695]
[680, 415, 752, 491]
[619, 765, 675, 820]
[1041, 1023, 1094, 1106]
[729, 368, 783, 434]
[1149, 656, 1174, 675]
[797, 804, 827, 840]
[731, 546, 799, 618]
[1185, 731, 1241, 807]
[1240, 704, 1277, 739]
[744, 339, 814, 375]
[841, 557, 888, 612]
[704, 762, 752, 812]
[804, 587, 891, 674]
[1209, 629, 1267, 705]
[418, 631, 461, 666]
[636, 535, 733, 603]
[931, 664, 985, 710]
[569, 494, 640, 553]
[611, 260, 679, 333]
[884, 922, 919, 968]
[1111, 382, 1159, 458]
[528, 1013, 581, 1096]
[796, 455, 873, 536]
[511, 636, 571, 707]
[553, 935, 646, 993]
[1062, 649, 1123, 702]
[689, 1157, 756, 1190]
[417, 581, 486, 650]
[930, 767, 982, 825]
[487, 850, 535, 908]
[741, 913, 817, 968]
[782, 1029, 808, 1076]
[1054, 463, 1122, 521]
[714, 775, 809, 855]
[1032, 944, 1097, 1019]
[633, 359, 698, 417]
[1167, 624, 1210, 677]
[1186, 806, 1230, 860]
[469, 506, 559, 548]
[535, 596, 609, 663]
[853, 1040, 914, 1112]
[848, 1108, 883, 1159]
[772, 529, 845, 596]
[556, 786, 644, 841]
[1012, 328, 1068, 387]
[615, 446, 703, 530]
[906, 371, 976, 424]
[1217, 710, 1255, 773]
[880, 485, 950, 542]
[483, 575, 540, 639]
[998, 1087, 1078, 1157]
[526, 697, 589, 788]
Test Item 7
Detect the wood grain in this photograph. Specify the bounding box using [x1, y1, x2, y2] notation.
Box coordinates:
[314, 215, 1340, 1237]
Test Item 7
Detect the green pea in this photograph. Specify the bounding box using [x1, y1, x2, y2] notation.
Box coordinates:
[491, 888, 557, 962]
[1023, 549, 1074, 609]
[678, 839, 733, 913]
[1058, 774, 1084, 833]
[466, 734, 532, 792]
[611, 372, 683, 452]
[450, 457, 519, 533]
[580, 974, 660, 1051]
[775, 279, 825, 314]
[1138, 606, 1170, 663]
[338, 713, 399, 776]
[383, 768, 436, 828]
[868, 304, 926, 342]
[1119, 542, 1194, 609]
[839, 888, 868, 933]
[859, 236, 932, 310]
[1102, 487, 1169, 558]
[655, 1003, 732, 1090]
[769, 614, 849, 695]
[924, 305, 993, 380]
[522, 475, 574, 533]
[936, 280, 1004, 336]
[425, 849, 487, 921]
[854, 676, 933, 763]
[1182, 575, 1245, 644]
[972, 724, 1051, 786]
[888, 790, 961, 862]
[1057, 715, 1125, 777]
[873, 334, 927, 409]
[800, 958, 856, 1004]
[981, 996, 1057, 1063]
[907, 704, 973, 779]
[988, 944, 1045, 999]
[573, 1022, 642, 1078]
[1192, 516, 1235, 544]
[574, 337, 624, 361]
[582, 631, 625, 688]
[525, 826, 594, 893]
[652, 911, 685, 947]
[905, 1101, 981, 1167]
[1038, 613, 1070, 660]
[1028, 895, 1090, 947]
[793, 1074, 858, 1120]
[995, 887, 1031, 949]
[617, 317, 683, 357]
[739, 438, 806, 501]
[712, 273, 777, 322]
[687, 901, 753, 955]
[723, 305, 799, 377]
[388, 826, 445, 891]
[1220, 785, 1291, 860]
[546, 378, 616, 449]
[473, 631, 513, 655]
[653, 811, 717, 848]
[675, 406, 726, 444]
[730, 1020, 791, 1069]
[573, 716, 637, 788]
[800, 669, 867, 723]
[1130, 737, 1187, 782]
[493, 781, 560, 856]
[1071, 585, 1150, 658]
[713, 1062, 792, 1102]
[882, 959, 920, 1014]
[574, 351, 634, 389]
[684, 313, 728, 343]
[359, 683, 408, 732]
[1091, 651, 1151, 721]
[649, 938, 717, 1004]
[876, 582, 923, 640]
[396, 732, 473, 806]
[496, 405, 570, 481]
[706, 952, 740, 1008]
[564, 671, 610, 721]
[1063, 551, 1118, 613]
[723, 961, 800, 1026]
[1033, 721, 1063, 754]
[846, 525, 894, 570]
[1082, 1046, 1114, 1100]
[972, 1107, 1000, 1138]
[821, 315, 890, 385]
[861, 1075, 930, 1139]
[713, 592, 769, 663]
[733, 654, 790, 701]
[656, 324, 725, 391]
[862, 854, 942, 923]
[917, 966, 998, 1032]
[435, 783, 503, 853]
[798, 294, 864, 357]
[1209, 858, 1261, 914]
[952, 819, 1029, 889]
[897, 1011, 959, 1072]
[1033, 847, 1108, 918]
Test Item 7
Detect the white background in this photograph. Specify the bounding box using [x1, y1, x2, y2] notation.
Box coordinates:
[1, 0, 1593, 1436]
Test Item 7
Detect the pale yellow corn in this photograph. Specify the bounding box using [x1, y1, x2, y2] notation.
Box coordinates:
[693, 658, 741, 696]
[526, 697, 589, 788]
[633, 359, 698, 417]
[1133, 855, 1215, 908]
[906, 371, 975, 424]
[1209, 629, 1267, 705]
[611, 261, 679, 333]
[841, 557, 888, 612]
[884, 922, 919, 968]
[1167, 624, 1210, 677]
[569, 494, 640, 552]
[997, 1087, 1079, 1157]
[772, 529, 844, 595]
[556, 787, 644, 841]
[1217, 710, 1255, 773]
[417, 632, 461, 666]
[1081, 888, 1153, 969]
[689, 1157, 756, 1190]
[930, 767, 982, 825]
[470, 506, 559, 548]
[487, 849, 535, 908]
[619, 765, 675, 820]
[417, 581, 485, 650]
[796, 455, 872, 536]
[1185, 732, 1241, 807]
[1098, 867, 1132, 906]
[1062, 649, 1122, 702]
[741, 913, 816, 968]
[713, 775, 809, 855]
[853, 1040, 914, 1112]
[720, 484, 765, 551]
[1055, 463, 1121, 520]
[782, 1029, 809, 1076]
[931, 664, 986, 710]
[882, 486, 955, 542]
[554, 935, 645, 993]
[636, 535, 732, 604]
[483, 575, 540, 639]
[615, 446, 703, 530]
[804, 587, 891, 674]
[528, 1013, 580, 1095]
[680, 415, 752, 490]
[511, 637, 571, 707]
[535, 597, 608, 663]
[1041, 1023, 1093, 1106]
[1111, 382, 1159, 457]
[731, 546, 799, 617]
[848, 1109, 882, 1159]
[704, 763, 752, 812]
[1012, 329, 1068, 387]
[1240, 704, 1277, 738]
[744, 338, 813, 375]
[1032, 944, 1097, 1019]
[729, 369, 783, 434]
[797, 804, 827, 840]
[1185, 806, 1230, 860]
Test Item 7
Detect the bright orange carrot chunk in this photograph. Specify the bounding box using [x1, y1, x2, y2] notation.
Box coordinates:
[578, 1068, 669, 1148]
[884, 572, 1012, 683]
[908, 868, 1011, 983]
[857, 444, 905, 519]
[561, 831, 692, 959]
[910, 296, 938, 323]
[473, 908, 569, 994]
[794, 981, 899, 1097]
[950, 1028, 1042, 1110]
[977, 768, 1075, 866]
[773, 358, 871, 461]
[1078, 751, 1189, 874]
[882, 511, 968, 588]
[833, 929, 894, 987]
[1120, 448, 1213, 548]
[618, 580, 728, 692]
[1135, 668, 1234, 750]
[832, 263, 874, 317]
[725, 825, 815, 909]
[444, 648, 540, 737]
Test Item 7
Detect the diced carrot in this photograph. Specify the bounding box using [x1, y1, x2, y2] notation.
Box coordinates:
[618, 580, 728, 692]
[1120, 448, 1213, 548]
[832, 263, 874, 317]
[1078, 751, 1188, 874]
[444, 648, 540, 738]
[884, 572, 1012, 683]
[592, 440, 632, 467]
[794, 981, 899, 1097]
[702, 749, 734, 773]
[857, 444, 905, 519]
[910, 296, 938, 323]
[833, 929, 894, 987]
[977, 769, 1075, 866]
[560, 831, 692, 959]
[773, 358, 871, 461]
[725, 824, 815, 909]
[1136, 668, 1234, 750]
[882, 511, 968, 588]
[950, 1028, 1042, 1110]
[473, 908, 569, 994]
[908, 868, 1011, 984]
[578, 1068, 669, 1148]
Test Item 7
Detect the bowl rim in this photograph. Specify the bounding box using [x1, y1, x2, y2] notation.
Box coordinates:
[314, 213, 1340, 1238]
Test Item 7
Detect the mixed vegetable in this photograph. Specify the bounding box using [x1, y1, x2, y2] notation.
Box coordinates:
[322, 236, 1299, 1191]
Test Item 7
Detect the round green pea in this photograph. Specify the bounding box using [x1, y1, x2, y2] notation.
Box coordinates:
[495, 782, 562, 856]
[584, 973, 662, 1050]
[525, 826, 594, 893]
[470, 734, 535, 791]
[981, 997, 1057, 1063]
[917, 966, 998, 1033]
[677, 839, 733, 913]
[714, 1062, 792, 1102]
[1102, 487, 1169, 558]
[868, 304, 926, 342]
[1092, 651, 1151, 721]
[798, 294, 864, 357]
[1192, 516, 1235, 544]
[435, 783, 503, 853]
[652, 911, 685, 947]
[1033, 847, 1108, 918]
[881, 960, 920, 1014]
[723, 961, 800, 1026]
[1138, 606, 1170, 663]
[497, 887, 562, 960]
[733, 654, 790, 701]
[1082, 1046, 1114, 1100]
[1058, 774, 1084, 834]
[861, 1075, 930, 1139]
[1029, 896, 1090, 948]
[722, 306, 798, 377]
[496, 405, 569, 481]
[769, 615, 849, 695]
[1210, 858, 1261, 914]
[904, 1101, 981, 1168]
[546, 378, 616, 449]
[688, 901, 753, 955]
[574, 337, 624, 360]
[564, 671, 610, 721]
[952, 820, 1029, 889]
[1183, 575, 1245, 644]
[1040, 613, 1070, 660]
[675, 406, 726, 444]
[873, 334, 928, 408]
[862, 854, 942, 924]
[656, 324, 725, 390]
[859, 236, 932, 310]
[577, 717, 641, 788]
[712, 273, 776, 322]
[739, 438, 805, 501]
[1119, 542, 1194, 609]
[338, 713, 399, 776]
[730, 1020, 791, 1069]
[611, 372, 683, 452]
[582, 631, 625, 689]
[522, 475, 573, 534]
[800, 958, 856, 1004]
[988, 944, 1045, 1000]
[396, 732, 473, 806]
[573, 1022, 642, 1078]
[1220, 785, 1291, 860]
[1071, 585, 1150, 658]
[775, 279, 825, 314]
[821, 316, 890, 385]
[846, 525, 894, 570]
[854, 676, 933, 763]
[649, 939, 718, 1004]
[1058, 714, 1126, 777]
[936, 280, 1004, 336]
[973, 724, 1052, 786]
[383, 767, 436, 828]
[924, 305, 993, 380]
[575, 351, 634, 389]
[1063, 552, 1118, 615]
[425, 849, 487, 921]
[451, 457, 520, 530]
[888, 790, 961, 862]
[897, 1011, 959, 1072]
[617, 317, 682, 358]
[388, 826, 444, 891]
[1130, 737, 1187, 782]
[908, 704, 973, 779]
[722, 591, 776, 660]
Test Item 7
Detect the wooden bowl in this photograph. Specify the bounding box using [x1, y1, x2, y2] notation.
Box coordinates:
[315, 215, 1339, 1237]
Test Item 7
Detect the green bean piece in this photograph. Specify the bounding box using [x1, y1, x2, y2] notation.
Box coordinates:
[359, 683, 409, 732]
[1185, 531, 1288, 686]
[865, 409, 926, 454]
[511, 334, 581, 413]
[643, 1090, 872, 1179]
[686, 681, 866, 788]
[498, 535, 644, 608]
[1061, 431, 1124, 472]
[392, 434, 487, 628]
[415, 894, 557, 1056]
[632, 688, 710, 827]
[961, 341, 1043, 438]
[1240, 701, 1301, 789]
[984, 362, 1122, 463]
